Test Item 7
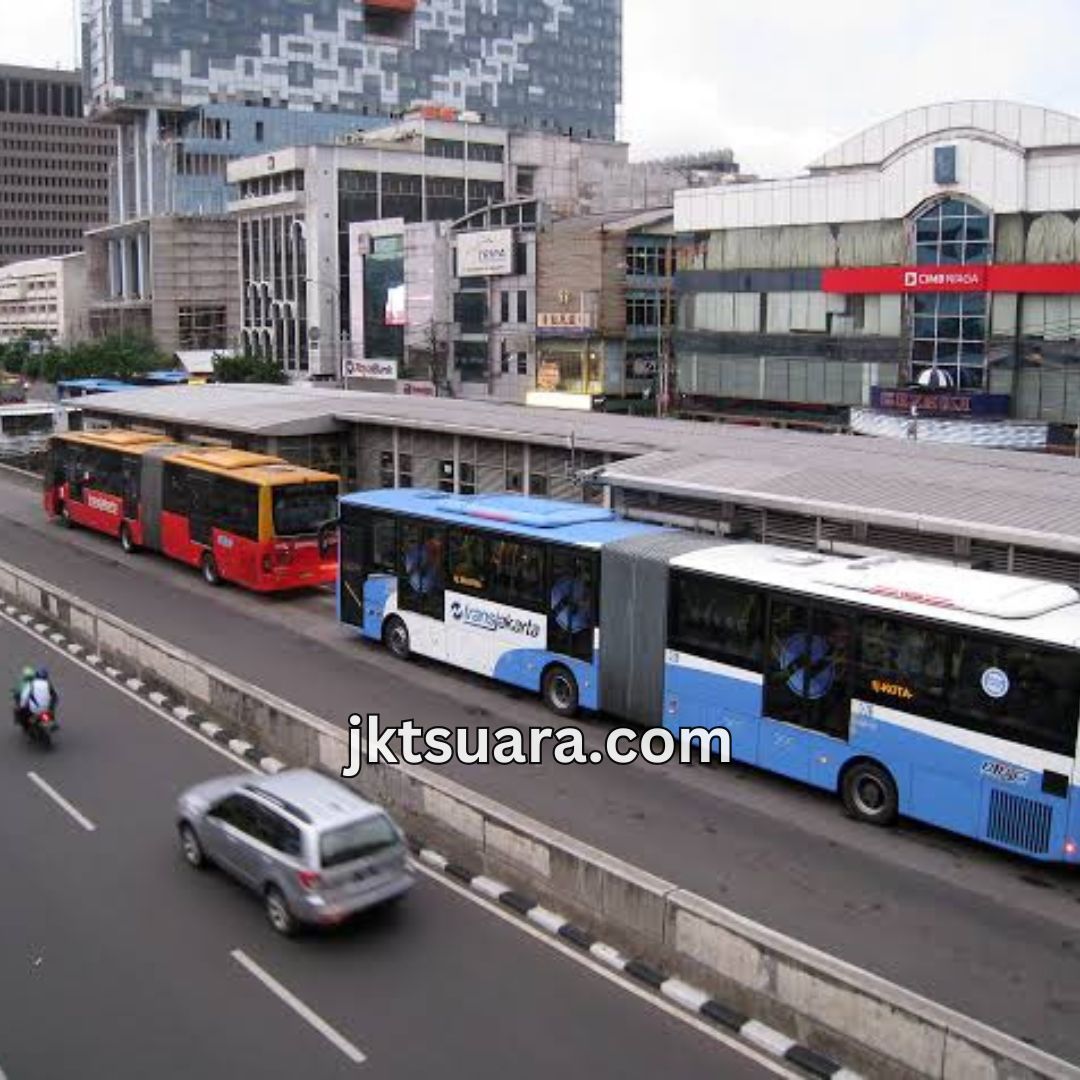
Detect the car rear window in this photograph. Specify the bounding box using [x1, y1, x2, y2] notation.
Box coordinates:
[318, 814, 399, 868]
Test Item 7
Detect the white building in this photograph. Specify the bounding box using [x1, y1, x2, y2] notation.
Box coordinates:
[674, 101, 1080, 443]
[227, 109, 735, 384]
[0, 254, 88, 346]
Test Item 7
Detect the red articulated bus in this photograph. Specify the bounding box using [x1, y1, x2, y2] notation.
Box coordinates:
[44, 430, 339, 591]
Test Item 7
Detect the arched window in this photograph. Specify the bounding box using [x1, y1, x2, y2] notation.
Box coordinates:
[910, 198, 992, 391]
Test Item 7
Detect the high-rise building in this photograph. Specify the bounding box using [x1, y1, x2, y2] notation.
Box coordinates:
[80, 0, 623, 357]
[83, 0, 621, 140]
[0, 65, 112, 267]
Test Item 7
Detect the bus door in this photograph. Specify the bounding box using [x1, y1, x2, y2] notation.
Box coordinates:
[761, 599, 853, 783]
[397, 520, 446, 659]
[548, 548, 597, 663]
[187, 472, 215, 547]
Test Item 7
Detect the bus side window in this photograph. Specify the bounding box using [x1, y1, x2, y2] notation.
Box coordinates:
[163, 464, 189, 516]
[449, 527, 488, 593]
[365, 513, 397, 575]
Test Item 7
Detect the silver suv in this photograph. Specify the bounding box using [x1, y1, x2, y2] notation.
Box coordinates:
[176, 768, 414, 935]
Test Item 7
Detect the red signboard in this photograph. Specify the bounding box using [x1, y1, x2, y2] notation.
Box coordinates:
[821, 264, 1080, 294]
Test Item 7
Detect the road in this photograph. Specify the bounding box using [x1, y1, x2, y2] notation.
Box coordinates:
[0, 612, 781, 1079]
[0, 468, 1078, 1061]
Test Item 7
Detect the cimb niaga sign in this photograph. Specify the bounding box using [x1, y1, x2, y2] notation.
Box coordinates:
[823, 264, 1080, 294]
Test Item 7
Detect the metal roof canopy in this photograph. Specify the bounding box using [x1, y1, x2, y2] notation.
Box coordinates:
[73, 384, 1080, 557]
[598, 449, 1080, 558]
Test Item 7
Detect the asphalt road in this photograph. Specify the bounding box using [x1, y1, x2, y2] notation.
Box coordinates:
[0, 613, 781, 1080]
[1, 468, 1079, 1062]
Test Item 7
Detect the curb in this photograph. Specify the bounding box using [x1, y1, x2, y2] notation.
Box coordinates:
[2, 600, 860, 1079]
[412, 839, 857, 1079]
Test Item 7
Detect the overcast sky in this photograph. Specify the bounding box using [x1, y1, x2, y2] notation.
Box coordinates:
[6, 0, 1080, 176]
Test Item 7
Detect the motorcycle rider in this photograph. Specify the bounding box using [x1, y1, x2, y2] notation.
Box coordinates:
[17, 667, 57, 731]
[11, 665, 35, 727]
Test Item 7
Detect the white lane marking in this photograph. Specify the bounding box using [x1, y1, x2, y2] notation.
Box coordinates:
[230, 949, 367, 1065]
[27, 772, 96, 833]
[0, 606, 812, 1080]
[410, 861, 802, 1079]
[660, 978, 711, 1013]
[741, 1020, 797, 1057]
[526, 905, 567, 935]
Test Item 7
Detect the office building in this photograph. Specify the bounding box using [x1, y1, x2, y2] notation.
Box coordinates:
[0, 253, 88, 345]
[0, 65, 112, 267]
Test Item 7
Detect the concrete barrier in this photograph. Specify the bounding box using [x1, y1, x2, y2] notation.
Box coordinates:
[1, 554, 1077, 1080]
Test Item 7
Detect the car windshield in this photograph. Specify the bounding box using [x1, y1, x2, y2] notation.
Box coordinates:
[271, 482, 338, 537]
[319, 814, 399, 868]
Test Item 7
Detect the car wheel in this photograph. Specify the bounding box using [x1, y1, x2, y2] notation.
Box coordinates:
[383, 615, 410, 660]
[119, 523, 136, 554]
[201, 553, 222, 587]
[179, 823, 206, 869]
[841, 761, 899, 826]
[265, 886, 297, 936]
[542, 665, 579, 718]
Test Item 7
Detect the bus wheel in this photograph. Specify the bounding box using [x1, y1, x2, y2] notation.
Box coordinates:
[119, 524, 136, 554]
[383, 616, 410, 660]
[841, 761, 898, 826]
[201, 553, 222, 587]
[542, 665, 579, 718]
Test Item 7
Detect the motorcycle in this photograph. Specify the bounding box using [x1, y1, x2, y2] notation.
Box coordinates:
[15, 706, 58, 749]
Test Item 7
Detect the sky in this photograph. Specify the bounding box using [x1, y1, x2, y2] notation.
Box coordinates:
[5, 0, 1080, 177]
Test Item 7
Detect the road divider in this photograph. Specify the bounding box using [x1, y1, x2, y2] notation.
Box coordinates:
[0, 554, 1076, 1080]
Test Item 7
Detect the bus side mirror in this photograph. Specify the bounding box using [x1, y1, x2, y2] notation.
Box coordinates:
[317, 518, 340, 557]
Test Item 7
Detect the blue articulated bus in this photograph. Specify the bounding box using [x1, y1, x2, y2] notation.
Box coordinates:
[337, 489, 671, 715]
[339, 488, 1080, 863]
[663, 544, 1080, 863]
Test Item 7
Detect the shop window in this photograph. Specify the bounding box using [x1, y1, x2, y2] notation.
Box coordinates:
[379, 449, 394, 488]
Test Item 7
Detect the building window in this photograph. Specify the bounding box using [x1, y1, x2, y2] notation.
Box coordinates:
[439, 458, 455, 493]
[515, 167, 536, 197]
[626, 296, 670, 327]
[517, 290, 528, 323]
[910, 198, 991, 391]
[178, 305, 227, 349]
[626, 244, 670, 278]
[516, 352, 528, 376]
[379, 450, 394, 487]
[255, 121, 264, 142]
[500, 291, 510, 324]
[398, 452, 413, 488]
[459, 462, 476, 495]
[934, 145, 957, 185]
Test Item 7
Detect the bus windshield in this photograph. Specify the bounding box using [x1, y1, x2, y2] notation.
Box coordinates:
[272, 482, 338, 537]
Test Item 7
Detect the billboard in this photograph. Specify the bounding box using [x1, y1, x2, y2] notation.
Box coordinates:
[343, 358, 398, 380]
[457, 229, 514, 277]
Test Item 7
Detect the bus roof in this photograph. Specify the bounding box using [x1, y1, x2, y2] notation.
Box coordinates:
[164, 446, 338, 486]
[54, 430, 173, 452]
[341, 488, 667, 548]
[673, 544, 1080, 648]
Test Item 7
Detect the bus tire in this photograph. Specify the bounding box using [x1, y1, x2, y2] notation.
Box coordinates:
[383, 615, 410, 660]
[119, 523, 136, 554]
[542, 665, 579, 718]
[201, 553, 222, 587]
[841, 760, 898, 826]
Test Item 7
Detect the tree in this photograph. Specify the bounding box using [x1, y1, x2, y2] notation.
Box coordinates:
[407, 319, 453, 396]
[212, 352, 289, 385]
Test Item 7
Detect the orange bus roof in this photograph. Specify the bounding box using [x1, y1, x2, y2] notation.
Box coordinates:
[54, 430, 175, 453]
[53, 429, 338, 485]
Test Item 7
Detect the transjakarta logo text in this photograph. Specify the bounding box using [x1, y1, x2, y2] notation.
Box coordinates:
[449, 599, 541, 638]
[86, 493, 120, 515]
